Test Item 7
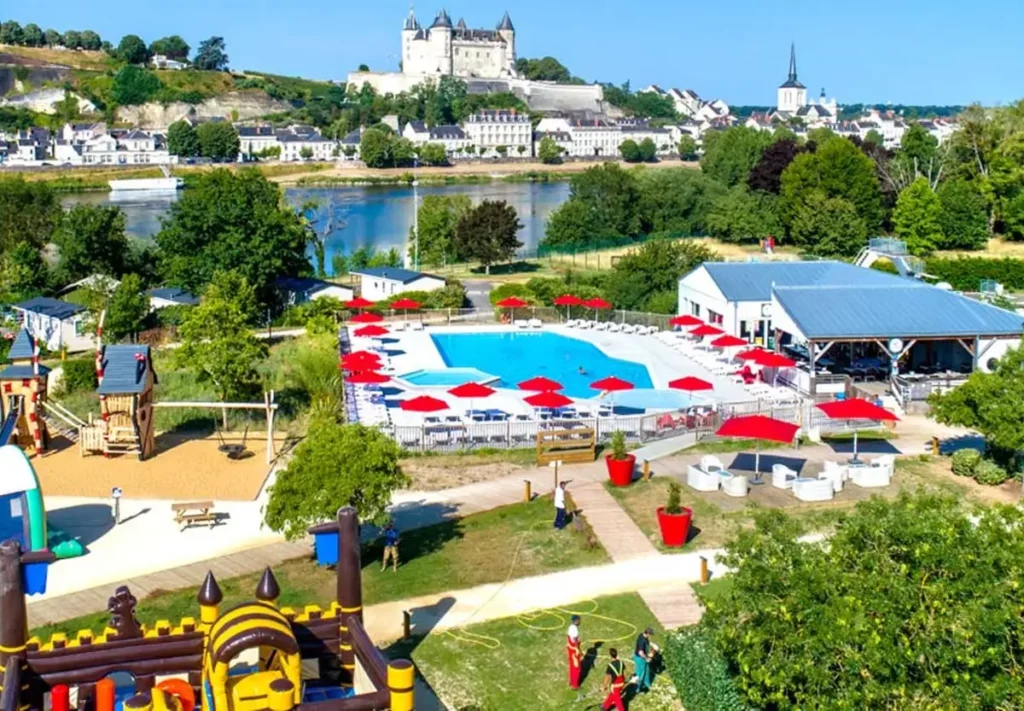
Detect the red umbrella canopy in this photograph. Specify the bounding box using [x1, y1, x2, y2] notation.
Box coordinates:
[354, 324, 389, 337]
[496, 297, 529, 308]
[669, 376, 713, 392]
[400, 395, 449, 413]
[817, 398, 899, 422]
[690, 324, 724, 337]
[448, 382, 496, 399]
[345, 370, 390, 384]
[754, 352, 796, 368]
[669, 315, 703, 327]
[553, 294, 583, 306]
[518, 376, 564, 391]
[716, 415, 799, 444]
[591, 376, 634, 392]
[525, 391, 574, 409]
[736, 348, 768, 361]
[345, 297, 376, 309]
[389, 298, 422, 310]
[711, 335, 748, 348]
[350, 311, 384, 323]
[583, 297, 612, 309]
[341, 352, 382, 369]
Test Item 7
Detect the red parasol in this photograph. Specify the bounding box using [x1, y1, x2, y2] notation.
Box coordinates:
[448, 381, 495, 417]
[390, 298, 422, 310]
[354, 324, 389, 337]
[400, 395, 449, 413]
[496, 297, 529, 308]
[518, 376, 564, 391]
[669, 315, 703, 327]
[690, 324, 724, 338]
[711, 335, 748, 348]
[590, 376, 634, 392]
[350, 312, 384, 324]
[754, 352, 796, 368]
[345, 297, 375, 310]
[583, 298, 612, 309]
[525, 391, 574, 409]
[816, 398, 899, 461]
[736, 348, 768, 361]
[716, 415, 800, 483]
[341, 352, 382, 370]
[553, 294, 582, 320]
[669, 376, 713, 392]
[345, 370, 389, 384]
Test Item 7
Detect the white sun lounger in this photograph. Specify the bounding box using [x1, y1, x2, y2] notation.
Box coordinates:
[528, 318, 542, 329]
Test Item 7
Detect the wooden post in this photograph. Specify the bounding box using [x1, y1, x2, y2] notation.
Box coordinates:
[700, 556, 710, 584]
[336, 507, 362, 687]
[402, 610, 411, 640]
[523, 479, 531, 502]
[642, 460, 650, 482]
[931, 436, 939, 456]
[0, 541, 27, 711]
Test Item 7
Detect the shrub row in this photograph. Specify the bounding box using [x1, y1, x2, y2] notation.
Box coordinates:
[925, 256, 1024, 291]
[665, 626, 749, 711]
[950, 448, 1009, 485]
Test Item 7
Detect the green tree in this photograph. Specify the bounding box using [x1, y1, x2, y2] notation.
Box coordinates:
[110, 65, 163, 106]
[537, 136, 562, 164]
[619, 139, 641, 163]
[515, 56, 577, 82]
[567, 162, 641, 238]
[155, 169, 311, 306]
[175, 271, 267, 418]
[0, 177, 60, 252]
[936, 179, 989, 250]
[705, 494, 1024, 709]
[52, 91, 82, 126]
[21, 24, 42, 47]
[892, 177, 944, 255]
[637, 137, 658, 163]
[52, 204, 130, 282]
[409, 194, 471, 267]
[789, 192, 868, 257]
[299, 146, 314, 160]
[44, 29, 60, 47]
[418, 142, 448, 166]
[495, 145, 508, 158]
[79, 30, 102, 51]
[196, 122, 240, 162]
[541, 199, 600, 249]
[677, 135, 698, 160]
[300, 196, 347, 278]
[636, 169, 724, 235]
[264, 421, 410, 540]
[453, 200, 523, 274]
[0, 243, 49, 301]
[391, 137, 415, 167]
[193, 36, 229, 71]
[700, 126, 773, 187]
[602, 237, 716, 312]
[166, 120, 199, 157]
[0, 21, 23, 45]
[864, 128, 884, 147]
[707, 185, 783, 244]
[104, 274, 150, 342]
[359, 127, 391, 168]
[890, 123, 943, 190]
[117, 34, 149, 64]
[149, 35, 190, 60]
[62, 30, 81, 49]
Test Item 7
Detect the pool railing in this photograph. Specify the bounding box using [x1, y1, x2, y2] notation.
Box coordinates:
[344, 306, 675, 331]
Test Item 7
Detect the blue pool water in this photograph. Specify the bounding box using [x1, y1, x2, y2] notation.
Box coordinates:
[401, 367, 498, 386]
[430, 332, 653, 398]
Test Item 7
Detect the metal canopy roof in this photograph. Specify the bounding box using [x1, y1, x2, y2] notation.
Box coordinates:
[695, 261, 903, 302]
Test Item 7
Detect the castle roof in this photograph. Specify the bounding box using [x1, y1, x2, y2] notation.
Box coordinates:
[7, 329, 35, 361]
[404, 10, 420, 30]
[779, 42, 805, 89]
[413, 28, 426, 40]
[431, 9, 453, 28]
[498, 11, 514, 31]
[456, 18, 467, 30]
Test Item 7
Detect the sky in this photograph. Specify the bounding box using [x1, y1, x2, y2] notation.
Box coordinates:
[7, 0, 1024, 106]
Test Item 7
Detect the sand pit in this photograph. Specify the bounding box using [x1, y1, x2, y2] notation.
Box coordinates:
[32, 432, 289, 501]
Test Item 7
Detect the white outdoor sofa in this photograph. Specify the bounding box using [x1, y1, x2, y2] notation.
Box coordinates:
[687, 455, 727, 492]
[850, 455, 894, 488]
[720, 471, 749, 497]
[792, 476, 835, 502]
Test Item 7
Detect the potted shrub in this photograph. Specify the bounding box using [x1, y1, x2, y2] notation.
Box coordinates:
[605, 430, 635, 487]
[657, 481, 693, 547]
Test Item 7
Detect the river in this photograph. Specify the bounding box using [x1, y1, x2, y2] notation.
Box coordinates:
[62, 181, 570, 267]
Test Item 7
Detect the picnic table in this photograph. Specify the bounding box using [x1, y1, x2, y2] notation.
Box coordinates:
[171, 501, 220, 531]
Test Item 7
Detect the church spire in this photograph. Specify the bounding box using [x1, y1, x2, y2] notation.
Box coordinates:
[788, 42, 797, 83]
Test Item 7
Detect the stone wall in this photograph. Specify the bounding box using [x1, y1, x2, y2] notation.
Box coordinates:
[116, 91, 292, 129]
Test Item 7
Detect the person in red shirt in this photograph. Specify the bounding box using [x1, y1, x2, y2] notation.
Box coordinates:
[601, 648, 627, 711]
[566, 614, 582, 689]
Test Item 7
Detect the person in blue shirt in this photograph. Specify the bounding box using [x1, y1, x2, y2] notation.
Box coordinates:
[381, 521, 400, 572]
[632, 627, 654, 692]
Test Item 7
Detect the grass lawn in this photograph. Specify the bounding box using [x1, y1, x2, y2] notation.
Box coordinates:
[30, 497, 609, 640]
[385, 593, 678, 711]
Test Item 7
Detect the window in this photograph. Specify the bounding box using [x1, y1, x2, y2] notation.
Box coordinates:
[707, 310, 723, 326]
[690, 302, 701, 318]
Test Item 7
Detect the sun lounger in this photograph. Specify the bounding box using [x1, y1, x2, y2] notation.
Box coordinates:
[410, 321, 424, 331]
[528, 318, 542, 329]
[392, 321, 407, 332]
[700, 455, 726, 474]
[515, 319, 529, 329]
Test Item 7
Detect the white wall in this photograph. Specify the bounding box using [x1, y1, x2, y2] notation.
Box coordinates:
[359, 275, 444, 301]
[312, 285, 354, 302]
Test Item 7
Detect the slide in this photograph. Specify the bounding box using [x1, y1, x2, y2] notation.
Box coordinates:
[0, 403, 19, 446]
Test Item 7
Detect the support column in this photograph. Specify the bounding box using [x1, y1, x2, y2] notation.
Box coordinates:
[0, 541, 28, 711]
[808, 341, 817, 398]
[336, 507, 363, 687]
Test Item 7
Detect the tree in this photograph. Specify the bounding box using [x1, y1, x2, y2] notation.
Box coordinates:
[301, 197, 347, 277]
[0, 243, 49, 301]
[299, 146, 314, 160]
[359, 127, 391, 168]
[79, 30, 102, 51]
[890, 123, 943, 191]
[748, 138, 804, 194]
[453, 200, 523, 274]
[155, 169, 311, 306]
[564, 162, 641, 238]
[892, 177, 944, 255]
[21, 24, 42, 47]
[193, 36, 229, 71]
[196, 122, 240, 162]
[52, 204, 130, 282]
[52, 91, 81, 126]
[515, 56, 576, 82]
[789, 192, 868, 257]
[1003, 192, 1024, 241]
[166, 120, 199, 157]
[0, 21, 23, 45]
[149, 35, 190, 61]
[538, 136, 562, 164]
[418, 142, 448, 166]
[677, 135, 697, 161]
[117, 34, 149, 64]
[44, 29, 60, 47]
[636, 169, 724, 235]
[603, 237, 716, 312]
[104, 274, 150, 342]
[495, 145, 508, 158]
[517, 145, 527, 156]
[541, 199, 600, 248]
[619, 139, 641, 162]
[110, 65, 162, 106]
[936, 179, 989, 250]
[705, 494, 1024, 709]
[391, 137, 415, 167]
[864, 128, 884, 147]
[0, 177, 60, 252]
[707, 186, 783, 244]
[700, 126, 773, 187]
[264, 421, 409, 540]
[637, 137, 658, 163]
[409, 194, 471, 267]
[62, 30, 81, 49]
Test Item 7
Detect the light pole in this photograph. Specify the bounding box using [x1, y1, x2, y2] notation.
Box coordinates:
[412, 157, 420, 271]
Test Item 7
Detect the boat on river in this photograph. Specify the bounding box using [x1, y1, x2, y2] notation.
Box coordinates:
[108, 165, 183, 192]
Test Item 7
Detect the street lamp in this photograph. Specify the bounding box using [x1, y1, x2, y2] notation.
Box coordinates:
[412, 177, 420, 271]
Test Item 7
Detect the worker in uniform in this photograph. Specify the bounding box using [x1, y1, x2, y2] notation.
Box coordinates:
[632, 627, 655, 693]
[601, 648, 627, 711]
[566, 614, 583, 689]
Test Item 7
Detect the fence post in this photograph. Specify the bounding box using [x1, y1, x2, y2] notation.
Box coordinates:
[523, 479, 532, 501]
[420, 425, 426, 453]
[700, 556, 710, 584]
[643, 460, 650, 482]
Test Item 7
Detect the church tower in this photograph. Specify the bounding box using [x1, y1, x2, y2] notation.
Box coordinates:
[777, 42, 807, 114]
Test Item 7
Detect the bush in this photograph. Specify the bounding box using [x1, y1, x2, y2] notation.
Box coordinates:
[924, 256, 1024, 291]
[950, 448, 981, 477]
[666, 627, 749, 711]
[870, 258, 900, 274]
[974, 459, 1009, 486]
[666, 481, 683, 514]
[488, 282, 536, 306]
[60, 358, 98, 394]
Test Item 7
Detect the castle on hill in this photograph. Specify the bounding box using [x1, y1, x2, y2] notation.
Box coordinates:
[402, 9, 518, 79]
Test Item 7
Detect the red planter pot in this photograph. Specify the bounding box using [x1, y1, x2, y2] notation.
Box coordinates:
[657, 506, 693, 547]
[605, 453, 636, 487]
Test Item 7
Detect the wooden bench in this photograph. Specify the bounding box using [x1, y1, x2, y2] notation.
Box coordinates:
[171, 501, 219, 531]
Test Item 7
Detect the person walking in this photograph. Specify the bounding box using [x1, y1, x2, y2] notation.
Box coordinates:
[553, 481, 568, 530]
[601, 648, 627, 711]
[632, 627, 654, 693]
[566, 614, 583, 689]
[380, 522, 400, 572]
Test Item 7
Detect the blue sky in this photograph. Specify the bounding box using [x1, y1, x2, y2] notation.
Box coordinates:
[7, 1, 1022, 105]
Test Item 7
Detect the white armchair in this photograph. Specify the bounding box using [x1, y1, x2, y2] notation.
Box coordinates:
[792, 476, 835, 502]
[771, 464, 798, 490]
[700, 455, 726, 474]
[687, 465, 720, 492]
[720, 471, 749, 497]
[869, 454, 895, 476]
[851, 458, 893, 488]
[822, 460, 848, 493]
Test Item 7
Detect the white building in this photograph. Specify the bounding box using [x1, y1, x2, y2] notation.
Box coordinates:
[402, 10, 517, 79]
[237, 126, 278, 157]
[275, 277, 354, 306]
[428, 125, 471, 157]
[620, 120, 674, 155]
[150, 54, 188, 71]
[401, 120, 431, 145]
[350, 267, 445, 301]
[11, 297, 92, 353]
[773, 44, 838, 125]
[463, 109, 532, 157]
[147, 287, 199, 310]
[62, 122, 106, 143]
[78, 129, 171, 166]
[236, 125, 337, 162]
[278, 133, 335, 161]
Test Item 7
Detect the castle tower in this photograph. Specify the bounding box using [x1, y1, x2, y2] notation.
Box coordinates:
[0, 329, 49, 453]
[497, 11, 516, 74]
[430, 9, 453, 74]
[401, 8, 420, 73]
[777, 42, 807, 115]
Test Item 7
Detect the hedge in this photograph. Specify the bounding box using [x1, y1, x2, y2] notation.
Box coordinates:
[925, 256, 1024, 291]
[665, 626, 750, 711]
[974, 459, 1009, 486]
[60, 358, 98, 394]
[950, 448, 981, 477]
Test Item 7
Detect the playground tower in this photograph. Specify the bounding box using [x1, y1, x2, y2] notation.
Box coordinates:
[0, 330, 49, 453]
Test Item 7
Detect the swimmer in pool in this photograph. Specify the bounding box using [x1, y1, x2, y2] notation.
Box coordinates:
[578, 366, 588, 376]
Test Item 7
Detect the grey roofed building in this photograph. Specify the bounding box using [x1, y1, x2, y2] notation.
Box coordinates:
[237, 126, 276, 137]
[277, 133, 332, 143]
[349, 266, 440, 284]
[147, 287, 199, 306]
[7, 329, 35, 360]
[772, 284, 1024, 340]
[341, 129, 362, 145]
[122, 129, 150, 140]
[429, 125, 466, 140]
[13, 297, 86, 321]
[404, 9, 420, 30]
[697, 261, 903, 303]
[406, 120, 427, 133]
[97, 345, 156, 395]
[456, 18, 468, 30]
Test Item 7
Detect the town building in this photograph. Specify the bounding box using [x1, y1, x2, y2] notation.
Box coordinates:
[771, 44, 838, 125]
[533, 116, 674, 158]
[349, 267, 445, 301]
[77, 128, 171, 166]
[150, 54, 188, 71]
[463, 109, 532, 157]
[237, 125, 337, 162]
[275, 277, 354, 306]
[11, 297, 92, 353]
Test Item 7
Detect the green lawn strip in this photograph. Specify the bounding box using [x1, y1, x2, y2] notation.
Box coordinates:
[30, 497, 609, 641]
[384, 592, 677, 711]
[400, 447, 539, 468]
[691, 577, 734, 607]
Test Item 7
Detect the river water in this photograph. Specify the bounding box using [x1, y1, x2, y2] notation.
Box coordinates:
[62, 182, 570, 267]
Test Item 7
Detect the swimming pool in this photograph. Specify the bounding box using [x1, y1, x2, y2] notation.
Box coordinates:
[400, 367, 499, 386]
[430, 332, 653, 398]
